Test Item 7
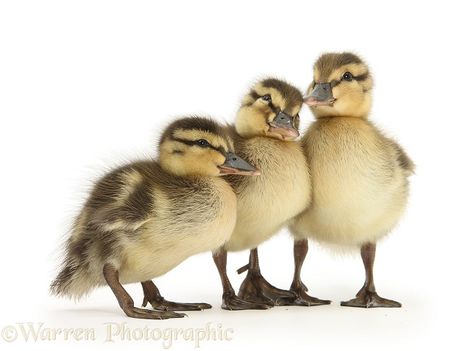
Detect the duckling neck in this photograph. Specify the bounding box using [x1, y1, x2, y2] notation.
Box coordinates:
[312, 101, 371, 120]
[157, 158, 204, 178]
[158, 158, 180, 176]
[233, 125, 290, 143]
[234, 126, 260, 139]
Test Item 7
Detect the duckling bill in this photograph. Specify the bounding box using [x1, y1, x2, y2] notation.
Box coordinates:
[51, 116, 258, 319]
[290, 53, 414, 308]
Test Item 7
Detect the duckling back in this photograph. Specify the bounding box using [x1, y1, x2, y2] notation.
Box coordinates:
[119, 168, 237, 284]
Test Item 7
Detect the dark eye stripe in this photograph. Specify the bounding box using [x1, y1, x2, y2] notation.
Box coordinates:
[171, 137, 198, 147]
[353, 72, 369, 81]
[249, 90, 260, 100]
[171, 137, 227, 157]
[321, 72, 369, 88]
[241, 90, 261, 107]
[268, 100, 277, 111]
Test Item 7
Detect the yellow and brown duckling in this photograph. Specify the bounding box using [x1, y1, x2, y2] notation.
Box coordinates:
[290, 53, 415, 308]
[212, 78, 321, 310]
[51, 116, 259, 319]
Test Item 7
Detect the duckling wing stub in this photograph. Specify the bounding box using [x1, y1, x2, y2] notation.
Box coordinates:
[385, 137, 415, 174]
[396, 147, 415, 174]
[85, 162, 156, 233]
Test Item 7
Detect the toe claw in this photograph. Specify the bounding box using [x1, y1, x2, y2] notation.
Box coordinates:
[197, 303, 213, 310]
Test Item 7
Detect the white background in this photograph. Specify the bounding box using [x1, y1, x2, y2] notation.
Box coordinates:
[1, 1, 473, 350]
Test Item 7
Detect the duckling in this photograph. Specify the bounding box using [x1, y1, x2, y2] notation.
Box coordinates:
[50, 116, 259, 319]
[290, 53, 415, 308]
[212, 78, 325, 310]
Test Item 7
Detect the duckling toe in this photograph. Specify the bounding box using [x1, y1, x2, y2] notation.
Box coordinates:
[341, 290, 401, 308]
[285, 287, 331, 307]
[141, 281, 212, 311]
[238, 271, 297, 306]
[151, 300, 212, 311]
[123, 306, 186, 320]
[221, 293, 272, 311]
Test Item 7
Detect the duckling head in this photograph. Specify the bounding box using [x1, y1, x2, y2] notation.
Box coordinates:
[235, 78, 303, 141]
[159, 116, 260, 177]
[304, 52, 373, 118]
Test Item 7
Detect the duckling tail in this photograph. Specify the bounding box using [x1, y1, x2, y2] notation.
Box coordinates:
[50, 256, 96, 300]
[50, 259, 77, 297]
[50, 227, 101, 300]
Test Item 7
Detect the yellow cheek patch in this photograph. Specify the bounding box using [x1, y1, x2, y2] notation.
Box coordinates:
[235, 106, 269, 138]
[160, 140, 186, 156]
[173, 129, 228, 153]
[332, 84, 352, 98]
[187, 148, 225, 165]
[160, 145, 225, 177]
[210, 150, 226, 165]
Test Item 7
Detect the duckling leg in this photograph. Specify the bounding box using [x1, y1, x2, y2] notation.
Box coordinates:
[287, 239, 331, 306]
[341, 243, 402, 308]
[103, 264, 185, 319]
[213, 247, 272, 310]
[141, 280, 211, 311]
[237, 248, 298, 306]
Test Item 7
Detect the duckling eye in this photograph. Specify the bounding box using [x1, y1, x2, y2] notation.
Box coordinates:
[342, 72, 353, 81]
[195, 139, 210, 147]
[261, 94, 272, 102]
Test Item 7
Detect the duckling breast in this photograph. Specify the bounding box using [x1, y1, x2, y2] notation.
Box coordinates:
[225, 138, 311, 252]
[293, 118, 410, 246]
